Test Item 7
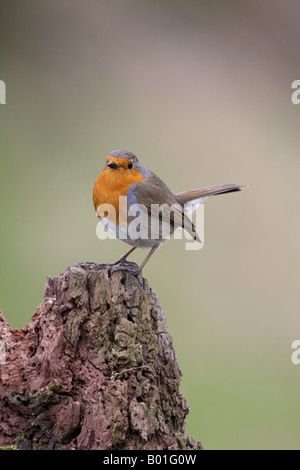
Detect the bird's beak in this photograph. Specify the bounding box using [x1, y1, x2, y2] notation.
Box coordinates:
[107, 161, 119, 169]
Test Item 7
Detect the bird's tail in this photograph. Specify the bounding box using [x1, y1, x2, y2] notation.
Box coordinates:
[175, 184, 244, 206]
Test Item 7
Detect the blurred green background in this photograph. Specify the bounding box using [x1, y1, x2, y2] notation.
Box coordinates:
[1, 0, 300, 450]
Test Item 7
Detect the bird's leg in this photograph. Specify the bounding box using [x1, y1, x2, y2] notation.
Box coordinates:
[129, 246, 158, 276]
[111, 246, 158, 284]
[108, 246, 137, 266]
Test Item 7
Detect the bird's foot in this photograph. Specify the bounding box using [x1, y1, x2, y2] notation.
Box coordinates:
[111, 263, 143, 285]
[107, 259, 136, 268]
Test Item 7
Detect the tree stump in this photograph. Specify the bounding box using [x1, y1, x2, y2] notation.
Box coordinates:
[0, 262, 202, 450]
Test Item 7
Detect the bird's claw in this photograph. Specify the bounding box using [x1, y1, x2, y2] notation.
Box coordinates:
[111, 264, 143, 286]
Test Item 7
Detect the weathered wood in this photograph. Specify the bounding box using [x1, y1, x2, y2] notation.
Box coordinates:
[0, 262, 202, 450]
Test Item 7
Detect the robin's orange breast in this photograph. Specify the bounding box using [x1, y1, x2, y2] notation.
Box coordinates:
[93, 165, 146, 223]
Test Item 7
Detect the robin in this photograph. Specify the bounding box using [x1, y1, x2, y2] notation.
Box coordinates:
[93, 150, 244, 276]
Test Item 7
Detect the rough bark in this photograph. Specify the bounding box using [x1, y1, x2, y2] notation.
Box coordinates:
[0, 262, 202, 450]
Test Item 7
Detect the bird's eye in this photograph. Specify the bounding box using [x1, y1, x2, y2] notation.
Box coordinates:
[127, 161, 133, 169]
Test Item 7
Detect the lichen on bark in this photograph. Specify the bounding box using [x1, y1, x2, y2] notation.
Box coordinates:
[0, 262, 202, 450]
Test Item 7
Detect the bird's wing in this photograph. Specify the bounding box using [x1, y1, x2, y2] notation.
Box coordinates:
[130, 177, 200, 242]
